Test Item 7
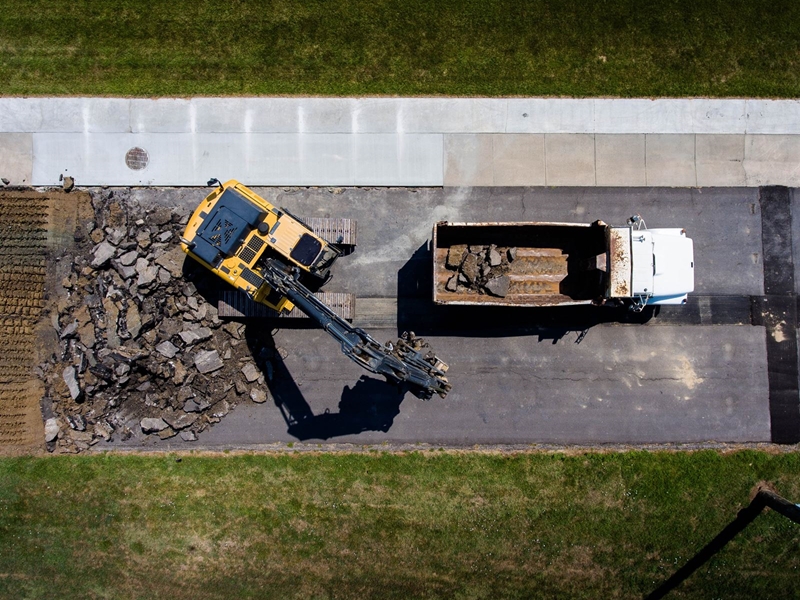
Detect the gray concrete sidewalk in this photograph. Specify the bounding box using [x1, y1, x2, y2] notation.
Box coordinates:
[1, 98, 799, 187]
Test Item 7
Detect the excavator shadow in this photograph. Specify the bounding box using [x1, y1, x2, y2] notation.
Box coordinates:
[397, 242, 657, 341]
[243, 325, 406, 441]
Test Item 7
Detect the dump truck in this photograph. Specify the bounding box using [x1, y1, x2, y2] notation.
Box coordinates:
[180, 179, 451, 398]
[432, 218, 694, 311]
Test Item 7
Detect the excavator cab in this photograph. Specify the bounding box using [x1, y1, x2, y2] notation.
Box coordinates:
[180, 180, 342, 312]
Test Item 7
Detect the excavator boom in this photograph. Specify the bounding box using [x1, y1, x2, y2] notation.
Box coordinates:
[261, 259, 451, 399]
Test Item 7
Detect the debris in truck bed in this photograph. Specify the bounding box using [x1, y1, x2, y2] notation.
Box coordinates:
[444, 244, 515, 297]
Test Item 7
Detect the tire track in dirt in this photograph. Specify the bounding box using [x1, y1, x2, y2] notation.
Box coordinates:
[0, 190, 88, 453]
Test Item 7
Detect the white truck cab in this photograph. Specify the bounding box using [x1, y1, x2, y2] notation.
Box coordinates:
[610, 219, 694, 310]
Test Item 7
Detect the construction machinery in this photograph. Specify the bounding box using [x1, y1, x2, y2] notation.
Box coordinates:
[433, 217, 694, 311]
[180, 179, 451, 399]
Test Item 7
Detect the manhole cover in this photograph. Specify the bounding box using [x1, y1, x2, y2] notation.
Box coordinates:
[125, 147, 149, 170]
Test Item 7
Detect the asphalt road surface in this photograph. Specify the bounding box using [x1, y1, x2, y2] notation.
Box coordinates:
[116, 186, 798, 448]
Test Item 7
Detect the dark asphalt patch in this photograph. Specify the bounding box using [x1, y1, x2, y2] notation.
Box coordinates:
[758, 186, 800, 444]
[654, 295, 753, 325]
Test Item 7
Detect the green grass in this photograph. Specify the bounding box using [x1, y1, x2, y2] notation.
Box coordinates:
[1, 0, 799, 96]
[0, 451, 799, 599]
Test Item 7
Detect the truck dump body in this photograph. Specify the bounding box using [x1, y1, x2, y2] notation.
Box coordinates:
[433, 221, 609, 306]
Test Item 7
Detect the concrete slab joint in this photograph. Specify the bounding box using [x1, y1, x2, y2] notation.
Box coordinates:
[0, 98, 799, 187]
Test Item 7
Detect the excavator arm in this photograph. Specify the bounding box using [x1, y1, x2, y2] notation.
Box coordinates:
[260, 259, 452, 399]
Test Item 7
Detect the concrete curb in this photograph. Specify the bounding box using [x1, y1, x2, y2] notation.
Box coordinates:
[1, 98, 799, 187]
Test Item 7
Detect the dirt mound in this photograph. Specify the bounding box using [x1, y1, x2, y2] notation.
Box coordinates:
[33, 189, 279, 453]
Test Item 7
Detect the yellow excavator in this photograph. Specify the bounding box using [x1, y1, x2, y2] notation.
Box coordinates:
[180, 179, 451, 399]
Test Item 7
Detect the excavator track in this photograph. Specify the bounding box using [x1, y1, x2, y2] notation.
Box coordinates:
[218, 290, 355, 320]
[302, 217, 357, 248]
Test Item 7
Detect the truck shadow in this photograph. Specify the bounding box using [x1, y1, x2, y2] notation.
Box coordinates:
[243, 325, 405, 441]
[397, 242, 656, 342]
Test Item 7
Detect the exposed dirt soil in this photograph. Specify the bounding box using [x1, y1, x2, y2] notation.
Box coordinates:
[0, 189, 93, 454]
[19, 187, 290, 454]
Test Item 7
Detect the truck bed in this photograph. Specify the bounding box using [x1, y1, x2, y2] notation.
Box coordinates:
[432, 222, 608, 306]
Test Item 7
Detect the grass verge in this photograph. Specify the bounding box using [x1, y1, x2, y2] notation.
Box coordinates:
[0, 0, 799, 97]
[0, 450, 799, 599]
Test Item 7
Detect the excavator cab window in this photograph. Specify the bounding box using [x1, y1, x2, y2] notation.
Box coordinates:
[290, 233, 323, 267]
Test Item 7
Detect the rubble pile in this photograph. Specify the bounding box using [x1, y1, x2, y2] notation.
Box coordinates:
[443, 244, 517, 297]
[39, 191, 276, 453]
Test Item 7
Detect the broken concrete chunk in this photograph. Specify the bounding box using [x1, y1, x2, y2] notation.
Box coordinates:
[94, 420, 114, 441]
[115, 363, 131, 377]
[180, 430, 198, 442]
[101, 297, 121, 349]
[155, 246, 187, 278]
[183, 397, 211, 413]
[135, 258, 159, 287]
[140, 417, 169, 434]
[461, 253, 480, 283]
[445, 274, 458, 292]
[67, 414, 87, 431]
[59, 320, 79, 340]
[223, 321, 243, 339]
[485, 275, 511, 298]
[136, 230, 152, 249]
[179, 327, 212, 345]
[241, 363, 260, 383]
[155, 340, 179, 359]
[250, 388, 268, 404]
[446, 245, 467, 270]
[73, 305, 92, 327]
[163, 411, 197, 431]
[114, 262, 137, 280]
[192, 303, 208, 322]
[489, 248, 503, 267]
[118, 250, 138, 267]
[193, 350, 224, 374]
[147, 207, 173, 227]
[62, 366, 82, 400]
[507, 247, 517, 262]
[171, 360, 188, 385]
[126, 304, 142, 338]
[158, 428, 178, 440]
[91, 241, 116, 267]
[44, 418, 60, 442]
[106, 228, 125, 246]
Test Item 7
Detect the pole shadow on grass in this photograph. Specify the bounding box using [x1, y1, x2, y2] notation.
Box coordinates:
[243, 324, 405, 441]
[397, 242, 656, 342]
[645, 486, 800, 600]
